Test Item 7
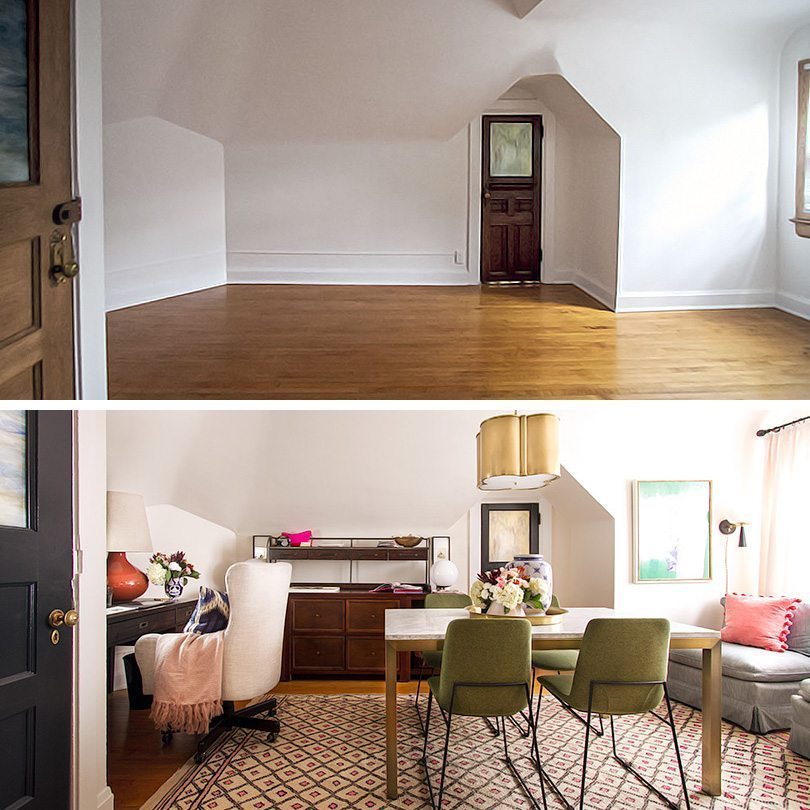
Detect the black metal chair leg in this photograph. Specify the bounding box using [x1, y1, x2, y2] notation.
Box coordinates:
[483, 715, 501, 736]
[664, 686, 692, 810]
[578, 701, 594, 810]
[415, 663, 426, 734]
[436, 712, 452, 809]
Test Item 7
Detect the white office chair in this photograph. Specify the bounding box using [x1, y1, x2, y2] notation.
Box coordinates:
[134, 560, 292, 762]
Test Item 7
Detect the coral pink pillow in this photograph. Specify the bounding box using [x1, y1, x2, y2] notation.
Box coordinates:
[721, 594, 801, 652]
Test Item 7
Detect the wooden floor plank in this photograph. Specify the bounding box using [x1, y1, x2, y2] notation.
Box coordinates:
[105, 284, 810, 399]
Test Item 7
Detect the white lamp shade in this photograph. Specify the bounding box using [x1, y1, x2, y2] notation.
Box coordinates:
[106, 491, 152, 552]
[431, 558, 459, 589]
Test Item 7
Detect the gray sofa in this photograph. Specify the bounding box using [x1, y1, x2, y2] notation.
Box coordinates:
[788, 680, 810, 757]
[667, 643, 810, 733]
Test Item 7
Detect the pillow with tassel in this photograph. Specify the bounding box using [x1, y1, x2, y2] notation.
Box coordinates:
[721, 594, 800, 652]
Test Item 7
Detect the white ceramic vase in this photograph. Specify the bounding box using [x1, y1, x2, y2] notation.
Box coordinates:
[486, 601, 526, 617]
[510, 554, 553, 611]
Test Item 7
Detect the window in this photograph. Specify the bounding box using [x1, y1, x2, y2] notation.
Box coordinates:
[793, 60, 810, 237]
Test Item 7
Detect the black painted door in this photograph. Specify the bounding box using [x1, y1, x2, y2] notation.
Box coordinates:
[481, 115, 543, 283]
[0, 410, 73, 809]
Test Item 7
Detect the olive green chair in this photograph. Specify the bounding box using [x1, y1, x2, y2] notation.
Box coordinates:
[421, 618, 545, 810]
[534, 618, 690, 810]
[414, 592, 473, 732]
[531, 595, 579, 672]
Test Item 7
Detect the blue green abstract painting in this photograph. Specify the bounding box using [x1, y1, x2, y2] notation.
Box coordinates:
[0, 410, 27, 528]
[0, 0, 30, 183]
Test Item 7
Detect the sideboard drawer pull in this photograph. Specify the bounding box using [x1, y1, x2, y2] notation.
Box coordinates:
[138, 621, 149, 629]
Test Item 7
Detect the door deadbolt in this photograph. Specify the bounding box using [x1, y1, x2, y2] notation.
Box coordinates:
[49, 608, 79, 628]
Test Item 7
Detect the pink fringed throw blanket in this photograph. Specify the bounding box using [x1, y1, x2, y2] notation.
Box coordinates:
[150, 631, 224, 734]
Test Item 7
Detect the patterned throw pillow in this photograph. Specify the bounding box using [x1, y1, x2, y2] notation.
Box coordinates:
[184, 587, 230, 634]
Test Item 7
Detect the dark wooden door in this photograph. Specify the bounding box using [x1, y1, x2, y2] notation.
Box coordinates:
[0, 410, 73, 809]
[481, 115, 543, 283]
[0, 0, 76, 399]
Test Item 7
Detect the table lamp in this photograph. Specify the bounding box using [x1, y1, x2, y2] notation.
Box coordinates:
[107, 491, 152, 603]
[431, 552, 459, 591]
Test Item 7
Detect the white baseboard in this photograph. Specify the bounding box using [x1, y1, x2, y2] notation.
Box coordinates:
[97, 787, 114, 810]
[775, 289, 810, 321]
[544, 268, 616, 310]
[616, 288, 775, 312]
[105, 252, 227, 311]
[226, 251, 476, 285]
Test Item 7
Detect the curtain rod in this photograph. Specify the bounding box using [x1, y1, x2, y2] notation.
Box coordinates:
[756, 415, 810, 437]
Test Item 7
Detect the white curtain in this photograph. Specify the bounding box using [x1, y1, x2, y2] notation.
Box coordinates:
[759, 420, 810, 598]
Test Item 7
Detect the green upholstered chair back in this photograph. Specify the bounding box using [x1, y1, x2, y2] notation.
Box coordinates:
[424, 592, 472, 609]
[567, 618, 670, 715]
[436, 618, 531, 717]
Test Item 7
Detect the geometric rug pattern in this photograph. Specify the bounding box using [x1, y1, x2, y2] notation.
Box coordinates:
[141, 694, 810, 809]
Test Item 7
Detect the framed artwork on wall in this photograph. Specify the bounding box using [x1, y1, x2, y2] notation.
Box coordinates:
[481, 503, 539, 572]
[431, 536, 450, 564]
[632, 480, 712, 583]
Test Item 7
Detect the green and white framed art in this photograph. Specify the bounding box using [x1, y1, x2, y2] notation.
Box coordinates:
[632, 480, 712, 583]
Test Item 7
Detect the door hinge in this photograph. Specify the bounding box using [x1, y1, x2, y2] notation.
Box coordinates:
[53, 197, 82, 226]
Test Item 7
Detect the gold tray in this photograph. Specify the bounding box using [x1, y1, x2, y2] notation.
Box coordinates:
[466, 606, 567, 625]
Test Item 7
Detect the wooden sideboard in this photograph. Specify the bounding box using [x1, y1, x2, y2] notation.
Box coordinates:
[281, 589, 424, 682]
[106, 597, 198, 691]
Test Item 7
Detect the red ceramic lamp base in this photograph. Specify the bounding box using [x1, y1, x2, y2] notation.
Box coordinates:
[107, 551, 148, 603]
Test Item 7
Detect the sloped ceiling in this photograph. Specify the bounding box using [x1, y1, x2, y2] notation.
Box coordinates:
[101, 0, 810, 144]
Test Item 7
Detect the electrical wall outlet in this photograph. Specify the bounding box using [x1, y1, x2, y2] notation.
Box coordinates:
[454, 250, 464, 265]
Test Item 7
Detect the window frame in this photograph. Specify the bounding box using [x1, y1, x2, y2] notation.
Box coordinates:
[793, 59, 810, 238]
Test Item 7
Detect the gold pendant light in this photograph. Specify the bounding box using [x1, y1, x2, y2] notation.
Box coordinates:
[476, 413, 560, 490]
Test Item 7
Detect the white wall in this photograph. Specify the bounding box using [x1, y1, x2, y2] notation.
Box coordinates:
[227, 136, 473, 285]
[99, 1, 810, 310]
[103, 404, 799, 631]
[103, 117, 227, 310]
[777, 24, 810, 321]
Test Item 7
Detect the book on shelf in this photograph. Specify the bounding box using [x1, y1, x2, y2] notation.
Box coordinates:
[370, 582, 429, 594]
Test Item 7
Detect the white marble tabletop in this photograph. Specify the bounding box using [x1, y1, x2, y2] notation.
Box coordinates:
[384, 607, 720, 641]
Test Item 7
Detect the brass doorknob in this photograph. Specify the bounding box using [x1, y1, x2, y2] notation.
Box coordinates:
[49, 609, 79, 628]
[483, 191, 492, 200]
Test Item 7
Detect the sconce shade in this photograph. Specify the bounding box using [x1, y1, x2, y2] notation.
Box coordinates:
[477, 413, 560, 490]
[106, 491, 152, 552]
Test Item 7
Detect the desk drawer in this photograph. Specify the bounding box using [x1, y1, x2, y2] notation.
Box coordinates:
[109, 611, 177, 645]
[175, 602, 197, 628]
[347, 600, 398, 633]
[293, 600, 344, 631]
[347, 637, 385, 671]
[292, 636, 345, 671]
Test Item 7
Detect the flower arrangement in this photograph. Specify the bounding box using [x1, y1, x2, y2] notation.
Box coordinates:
[146, 550, 201, 587]
[470, 565, 550, 615]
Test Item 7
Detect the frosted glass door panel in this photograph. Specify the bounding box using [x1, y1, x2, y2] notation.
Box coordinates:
[0, 410, 28, 528]
[490, 122, 533, 177]
[0, 0, 31, 184]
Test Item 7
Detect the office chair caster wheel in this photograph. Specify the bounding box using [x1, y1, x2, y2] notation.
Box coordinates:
[266, 732, 277, 743]
[194, 752, 204, 764]
[161, 731, 173, 745]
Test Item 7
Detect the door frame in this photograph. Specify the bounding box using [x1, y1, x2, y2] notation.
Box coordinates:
[466, 98, 555, 286]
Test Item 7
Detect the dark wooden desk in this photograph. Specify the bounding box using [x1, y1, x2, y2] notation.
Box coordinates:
[106, 598, 197, 691]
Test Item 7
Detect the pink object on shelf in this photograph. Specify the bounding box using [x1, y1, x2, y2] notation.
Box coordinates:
[721, 593, 801, 652]
[282, 530, 312, 547]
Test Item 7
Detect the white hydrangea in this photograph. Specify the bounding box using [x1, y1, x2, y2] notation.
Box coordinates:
[470, 580, 485, 608]
[528, 577, 549, 598]
[146, 561, 167, 586]
[495, 581, 524, 612]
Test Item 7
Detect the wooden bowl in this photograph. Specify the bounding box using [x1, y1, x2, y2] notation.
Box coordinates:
[393, 535, 423, 548]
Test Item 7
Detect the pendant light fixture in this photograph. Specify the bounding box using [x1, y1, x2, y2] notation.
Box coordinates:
[476, 413, 560, 491]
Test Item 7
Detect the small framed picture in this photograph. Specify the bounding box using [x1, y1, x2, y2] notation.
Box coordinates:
[481, 503, 539, 571]
[632, 480, 712, 583]
[253, 535, 271, 560]
[432, 536, 450, 564]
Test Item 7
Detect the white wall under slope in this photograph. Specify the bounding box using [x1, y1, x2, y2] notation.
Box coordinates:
[103, 117, 227, 310]
[777, 24, 810, 321]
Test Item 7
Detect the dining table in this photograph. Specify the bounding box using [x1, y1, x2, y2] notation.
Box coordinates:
[384, 606, 722, 801]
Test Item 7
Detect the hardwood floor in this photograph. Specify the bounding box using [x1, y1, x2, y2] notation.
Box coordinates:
[107, 680, 418, 810]
[106, 284, 810, 399]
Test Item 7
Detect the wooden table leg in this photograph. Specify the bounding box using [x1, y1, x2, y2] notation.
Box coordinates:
[385, 640, 399, 800]
[701, 642, 722, 795]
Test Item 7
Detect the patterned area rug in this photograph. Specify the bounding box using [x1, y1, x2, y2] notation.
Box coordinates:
[142, 693, 810, 809]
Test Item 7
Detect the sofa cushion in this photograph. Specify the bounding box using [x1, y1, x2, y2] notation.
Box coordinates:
[788, 602, 810, 657]
[669, 642, 810, 683]
[801, 679, 810, 702]
[721, 594, 800, 652]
